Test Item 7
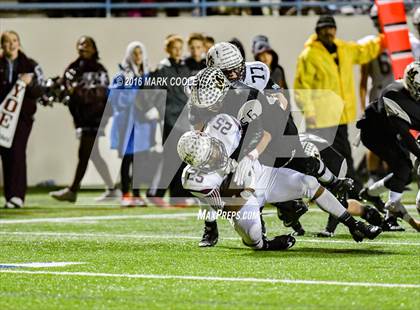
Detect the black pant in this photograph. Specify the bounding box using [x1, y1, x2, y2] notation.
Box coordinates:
[359, 114, 412, 193]
[69, 131, 111, 192]
[0, 116, 33, 202]
[121, 151, 149, 196]
[308, 124, 362, 197]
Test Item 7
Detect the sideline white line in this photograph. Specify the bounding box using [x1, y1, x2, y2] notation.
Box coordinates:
[0, 270, 419, 289]
[0, 213, 198, 224]
[1, 231, 419, 247]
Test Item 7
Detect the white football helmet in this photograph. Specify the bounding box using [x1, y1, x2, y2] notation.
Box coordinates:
[190, 67, 230, 111]
[177, 130, 230, 173]
[403, 61, 420, 101]
[413, 7, 420, 25]
[206, 42, 245, 81]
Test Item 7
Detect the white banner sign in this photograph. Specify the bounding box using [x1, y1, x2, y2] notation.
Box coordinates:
[0, 80, 26, 148]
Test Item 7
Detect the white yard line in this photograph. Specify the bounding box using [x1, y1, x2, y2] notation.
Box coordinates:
[0, 212, 199, 224]
[1, 231, 419, 247]
[0, 269, 418, 289]
[1, 205, 418, 225]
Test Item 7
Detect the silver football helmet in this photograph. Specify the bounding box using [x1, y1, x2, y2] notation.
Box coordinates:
[177, 130, 231, 173]
[206, 42, 245, 81]
[189, 67, 230, 111]
[403, 61, 420, 101]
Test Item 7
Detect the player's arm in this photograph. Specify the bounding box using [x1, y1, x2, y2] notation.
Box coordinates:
[255, 130, 271, 157]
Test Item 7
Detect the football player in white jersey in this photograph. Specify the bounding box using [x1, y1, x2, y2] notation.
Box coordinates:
[178, 113, 383, 250]
[206, 42, 271, 91]
[189, 64, 355, 246]
[179, 114, 296, 251]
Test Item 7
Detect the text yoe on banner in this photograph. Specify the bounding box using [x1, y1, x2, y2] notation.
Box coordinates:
[0, 80, 26, 148]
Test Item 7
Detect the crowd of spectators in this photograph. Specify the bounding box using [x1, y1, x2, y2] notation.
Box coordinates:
[2, 7, 420, 209]
[6, 1, 418, 18]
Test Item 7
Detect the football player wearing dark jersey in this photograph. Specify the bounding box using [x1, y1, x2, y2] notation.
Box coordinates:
[357, 61, 420, 232]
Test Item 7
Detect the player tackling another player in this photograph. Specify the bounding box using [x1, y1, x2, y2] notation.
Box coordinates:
[178, 65, 383, 250]
[174, 41, 420, 250]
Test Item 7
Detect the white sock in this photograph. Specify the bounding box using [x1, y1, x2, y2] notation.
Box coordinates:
[314, 189, 346, 218]
[388, 191, 403, 203]
[367, 179, 387, 196]
[318, 160, 335, 184]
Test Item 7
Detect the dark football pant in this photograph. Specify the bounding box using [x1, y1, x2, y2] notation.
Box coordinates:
[308, 124, 362, 198]
[359, 114, 412, 193]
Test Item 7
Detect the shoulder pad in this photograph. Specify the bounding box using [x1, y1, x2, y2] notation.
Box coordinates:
[244, 61, 270, 91]
[237, 100, 263, 126]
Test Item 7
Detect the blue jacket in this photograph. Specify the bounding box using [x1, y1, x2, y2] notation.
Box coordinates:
[109, 71, 155, 156]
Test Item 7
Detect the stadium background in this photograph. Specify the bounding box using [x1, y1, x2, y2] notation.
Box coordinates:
[0, 15, 414, 186]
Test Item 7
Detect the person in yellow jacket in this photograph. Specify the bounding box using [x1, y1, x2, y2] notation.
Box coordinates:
[294, 15, 383, 200]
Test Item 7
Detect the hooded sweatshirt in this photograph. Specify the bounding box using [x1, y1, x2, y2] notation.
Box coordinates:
[110, 41, 156, 156]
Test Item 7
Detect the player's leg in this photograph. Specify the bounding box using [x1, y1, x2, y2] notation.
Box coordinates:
[274, 200, 307, 236]
[263, 167, 382, 242]
[231, 197, 295, 251]
[198, 205, 219, 247]
[347, 199, 384, 227]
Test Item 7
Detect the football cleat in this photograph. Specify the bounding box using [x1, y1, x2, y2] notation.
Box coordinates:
[382, 215, 405, 232]
[316, 230, 334, 238]
[199, 222, 219, 247]
[350, 221, 382, 242]
[361, 205, 384, 227]
[265, 235, 296, 251]
[359, 188, 386, 213]
[291, 222, 305, 236]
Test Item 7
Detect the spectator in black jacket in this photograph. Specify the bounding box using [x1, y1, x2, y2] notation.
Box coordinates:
[184, 33, 206, 75]
[0, 30, 44, 208]
[147, 34, 192, 207]
[50, 36, 119, 203]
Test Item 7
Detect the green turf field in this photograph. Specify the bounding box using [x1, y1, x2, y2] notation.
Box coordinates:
[0, 189, 419, 309]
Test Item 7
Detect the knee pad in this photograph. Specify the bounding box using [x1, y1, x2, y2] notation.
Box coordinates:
[275, 200, 308, 227]
[361, 205, 383, 226]
[302, 175, 321, 199]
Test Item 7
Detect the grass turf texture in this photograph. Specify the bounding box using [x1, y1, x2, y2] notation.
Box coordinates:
[0, 188, 419, 309]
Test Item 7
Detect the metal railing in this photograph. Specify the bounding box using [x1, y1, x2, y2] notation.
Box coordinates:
[0, 1, 418, 17]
